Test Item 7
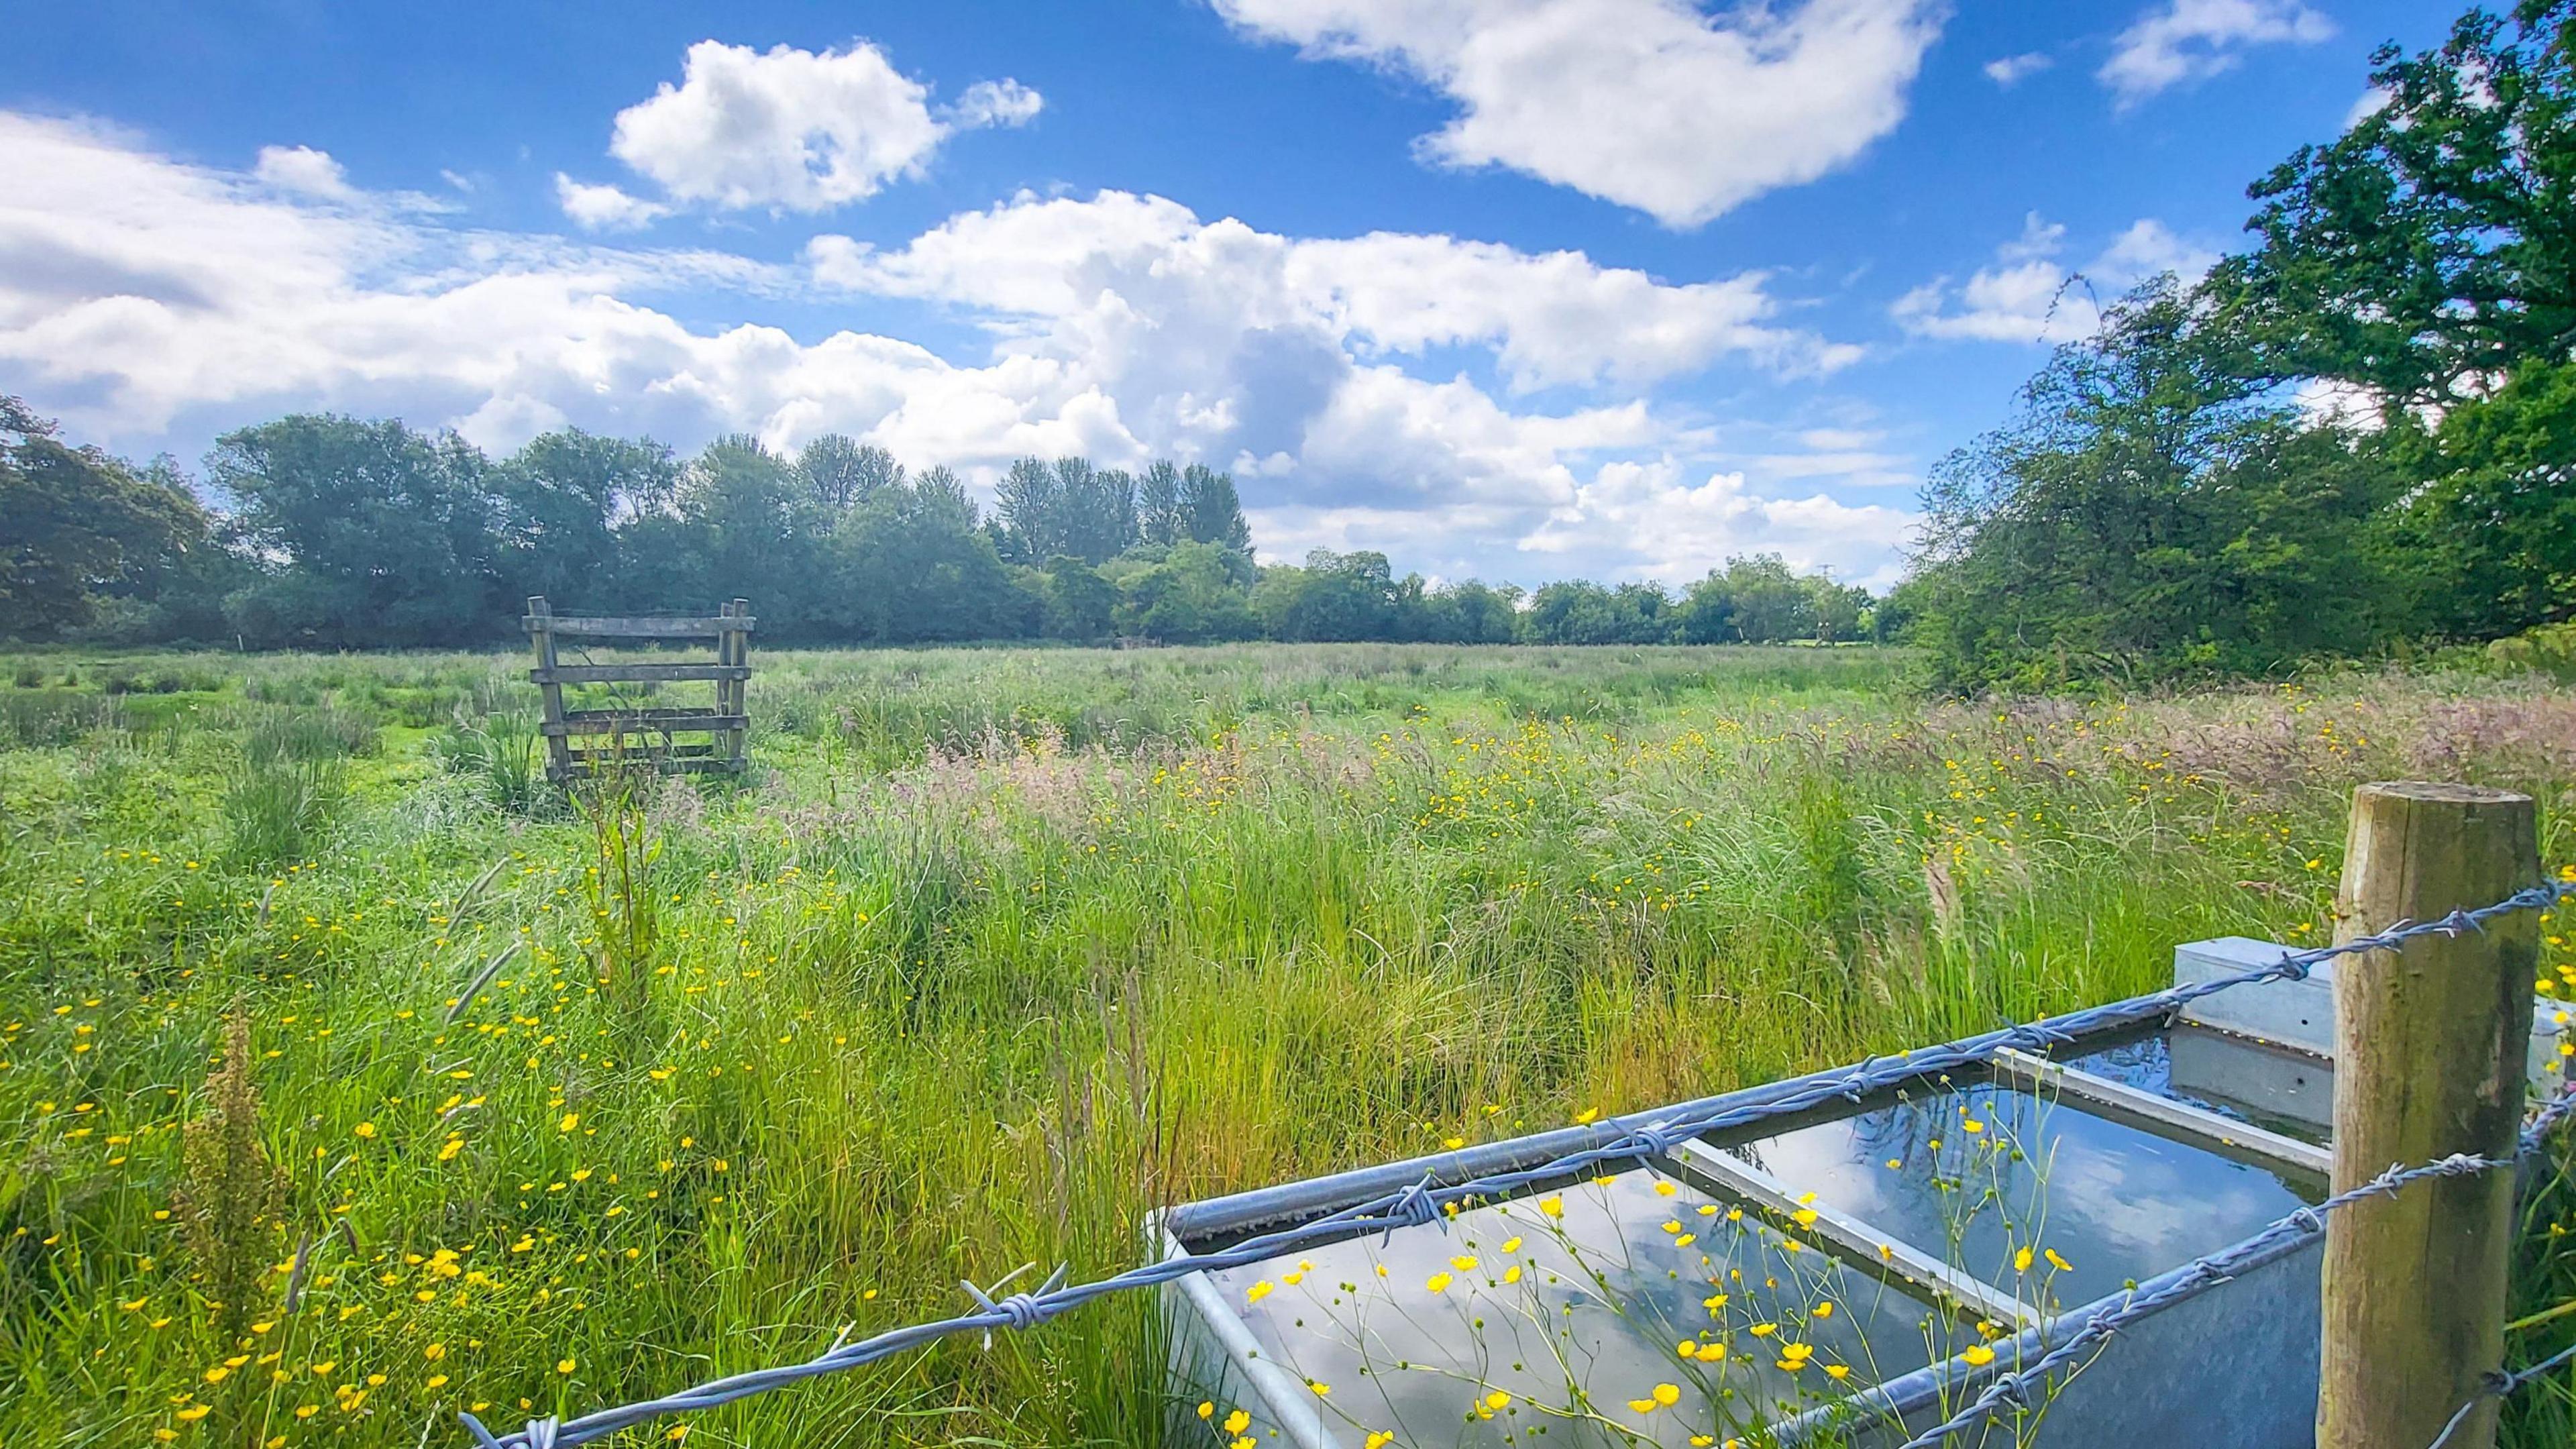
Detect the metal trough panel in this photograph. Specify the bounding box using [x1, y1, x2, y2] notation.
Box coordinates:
[1777, 1226, 2322, 1448]
[1990, 1046, 2334, 1179]
[2176, 935, 2567, 1084]
[1661, 1136, 2039, 1331]
[1155, 1214, 1338, 1449]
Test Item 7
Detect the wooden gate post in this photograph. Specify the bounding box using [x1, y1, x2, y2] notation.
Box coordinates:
[527, 596, 572, 782]
[2318, 782, 2542, 1449]
[720, 597, 751, 772]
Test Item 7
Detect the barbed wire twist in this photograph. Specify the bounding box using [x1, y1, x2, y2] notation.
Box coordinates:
[460, 877, 2576, 1449]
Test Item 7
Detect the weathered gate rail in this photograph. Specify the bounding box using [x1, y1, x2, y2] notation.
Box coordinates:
[523, 595, 752, 782]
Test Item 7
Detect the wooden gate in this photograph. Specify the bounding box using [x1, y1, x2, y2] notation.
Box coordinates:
[523, 596, 753, 782]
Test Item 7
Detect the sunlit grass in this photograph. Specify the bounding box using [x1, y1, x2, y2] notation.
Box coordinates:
[0, 643, 2569, 1446]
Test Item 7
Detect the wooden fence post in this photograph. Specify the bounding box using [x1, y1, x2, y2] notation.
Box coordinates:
[2318, 782, 2542, 1449]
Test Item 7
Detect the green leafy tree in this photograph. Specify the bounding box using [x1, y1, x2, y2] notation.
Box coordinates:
[210, 414, 496, 646]
[1138, 460, 1187, 545]
[1255, 549, 1404, 641]
[995, 457, 1061, 561]
[2212, 0, 2576, 633]
[1676, 571, 1737, 643]
[1717, 555, 1814, 643]
[673, 435, 824, 631]
[1177, 463, 1253, 553]
[2405, 359, 2576, 628]
[1415, 580, 1524, 643]
[1909, 280, 2404, 690]
[796, 434, 902, 511]
[1037, 555, 1119, 640]
[1803, 575, 1870, 643]
[1118, 540, 1260, 642]
[1063, 462, 1140, 563]
[824, 466, 1032, 642]
[1523, 580, 1675, 645]
[0, 397, 208, 637]
[492, 429, 675, 608]
[2220, 1, 2576, 409]
[996, 457, 1141, 564]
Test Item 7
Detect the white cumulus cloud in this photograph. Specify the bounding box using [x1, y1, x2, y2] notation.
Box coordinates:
[1982, 52, 2052, 86]
[606, 39, 1039, 213]
[1519, 458, 1915, 588]
[1891, 213, 2220, 343]
[553, 174, 672, 231]
[252, 145, 358, 200]
[1211, 0, 1948, 227]
[812, 189, 1858, 394]
[2100, 0, 2332, 105]
[948, 78, 1044, 129]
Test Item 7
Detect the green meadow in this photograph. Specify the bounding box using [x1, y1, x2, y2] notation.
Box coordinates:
[3, 644, 2573, 1446]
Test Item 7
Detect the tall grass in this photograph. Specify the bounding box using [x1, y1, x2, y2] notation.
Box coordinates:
[0, 643, 2567, 1446]
[430, 708, 547, 815]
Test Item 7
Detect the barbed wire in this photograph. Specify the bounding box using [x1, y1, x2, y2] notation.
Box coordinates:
[460, 877, 2576, 1449]
[2426, 1337, 2576, 1449]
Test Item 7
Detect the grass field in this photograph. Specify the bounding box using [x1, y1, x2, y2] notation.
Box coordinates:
[2, 643, 2573, 1448]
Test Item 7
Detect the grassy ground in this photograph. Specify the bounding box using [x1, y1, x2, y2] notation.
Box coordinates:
[1, 643, 2572, 1448]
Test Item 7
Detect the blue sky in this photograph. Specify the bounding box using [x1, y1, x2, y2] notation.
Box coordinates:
[0, 0, 2443, 590]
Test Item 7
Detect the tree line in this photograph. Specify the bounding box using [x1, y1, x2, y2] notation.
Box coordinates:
[1898, 0, 2576, 690]
[0, 403, 1881, 651]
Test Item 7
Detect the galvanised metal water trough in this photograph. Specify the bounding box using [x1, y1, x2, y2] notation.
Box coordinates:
[1154, 938, 2571, 1449]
